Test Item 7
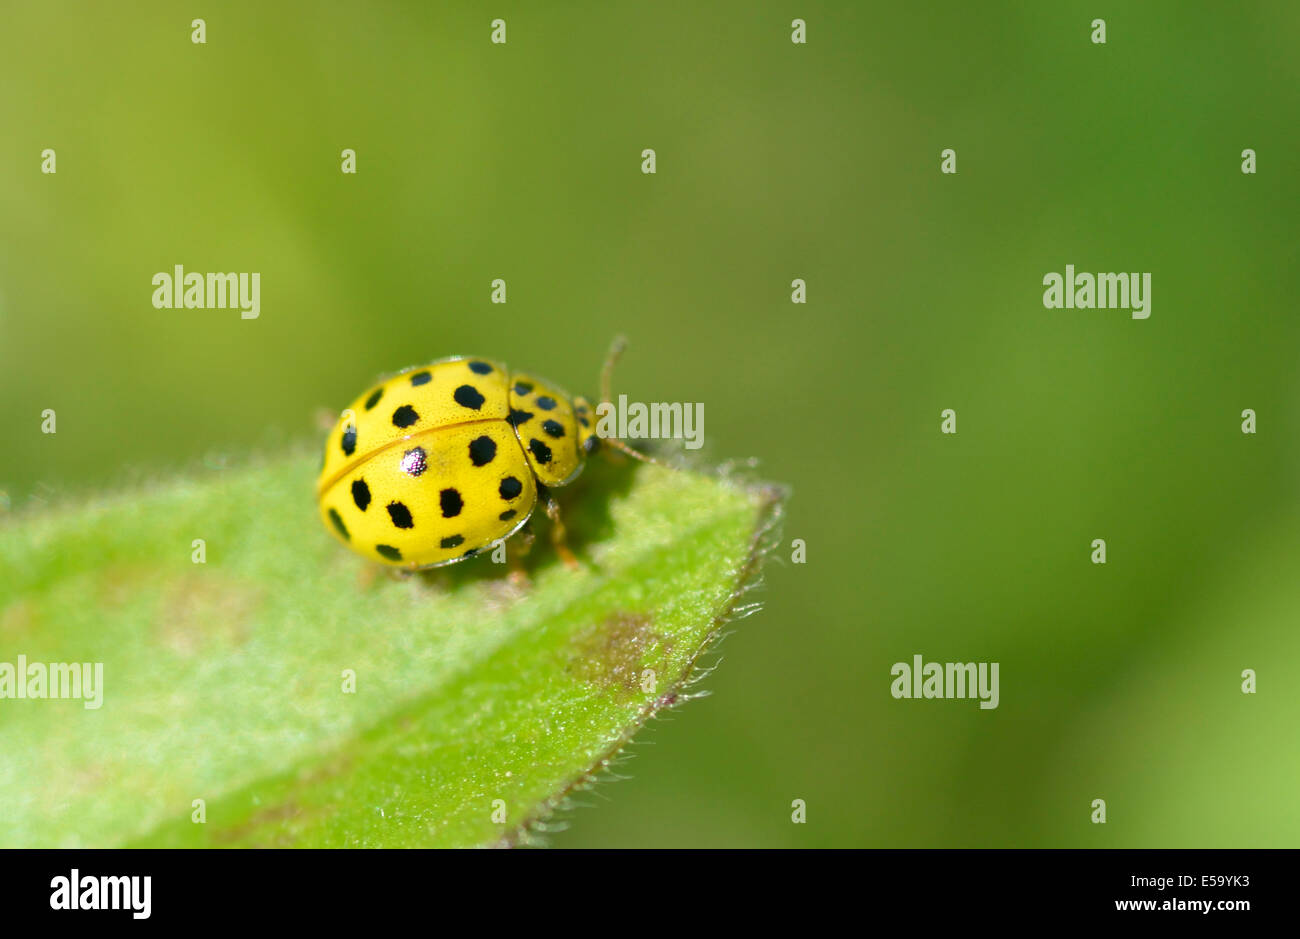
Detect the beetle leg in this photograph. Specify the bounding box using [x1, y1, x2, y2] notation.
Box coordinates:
[543, 493, 580, 570]
[506, 524, 535, 585]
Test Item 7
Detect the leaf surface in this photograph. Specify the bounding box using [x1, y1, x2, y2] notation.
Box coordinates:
[0, 452, 782, 847]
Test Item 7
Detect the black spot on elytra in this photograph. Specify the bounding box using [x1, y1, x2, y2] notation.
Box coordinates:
[341, 424, 357, 456]
[468, 360, 493, 375]
[440, 488, 463, 518]
[499, 476, 522, 500]
[499, 509, 517, 521]
[513, 381, 533, 396]
[462, 548, 479, 557]
[392, 405, 418, 428]
[535, 396, 557, 411]
[328, 508, 349, 541]
[351, 479, 371, 511]
[440, 534, 464, 549]
[410, 370, 432, 386]
[387, 501, 414, 529]
[401, 446, 427, 477]
[376, 544, 402, 561]
[364, 388, 383, 410]
[578, 416, 590, 428]
[542, 419, 565, 438]
[468, 435, 497, 466]
[507, 409, 533, 427]
[454, 384, 485, 410]
[529, 438, 552, 464]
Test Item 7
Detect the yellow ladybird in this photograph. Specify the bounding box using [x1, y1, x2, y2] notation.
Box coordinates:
[316, 343, 646, 570]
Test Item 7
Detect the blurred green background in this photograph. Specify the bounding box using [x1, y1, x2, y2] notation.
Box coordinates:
[3, 1, 1299, 847]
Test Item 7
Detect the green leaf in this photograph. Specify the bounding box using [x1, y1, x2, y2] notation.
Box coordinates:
[0, 451, 782, 847]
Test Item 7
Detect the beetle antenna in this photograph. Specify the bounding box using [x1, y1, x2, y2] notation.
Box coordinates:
[602, 436, 669, 467]
[600, 335, 628, 407]
[597, 336, 670, 468]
